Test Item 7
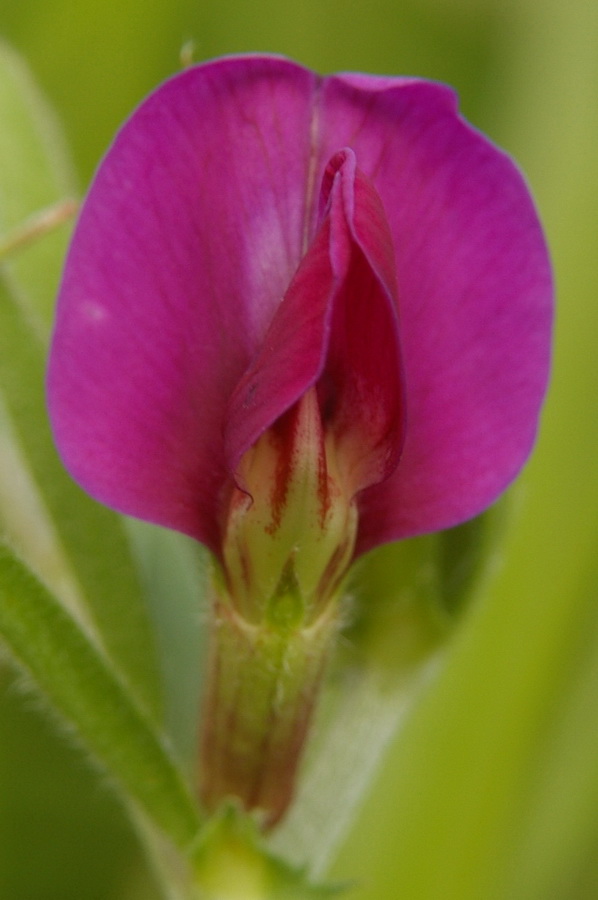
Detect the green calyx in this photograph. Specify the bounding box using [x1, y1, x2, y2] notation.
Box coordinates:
[192, 805, 344, 899]
[222, 387, 358, 626]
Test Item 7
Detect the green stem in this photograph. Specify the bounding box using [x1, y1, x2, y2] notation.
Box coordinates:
[191, 806, 339, 899]
[200, 598, 339, 829]
[0, 198, 77, 260]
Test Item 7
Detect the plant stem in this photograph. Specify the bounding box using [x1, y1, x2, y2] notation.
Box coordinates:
[200, 597, 339, 829]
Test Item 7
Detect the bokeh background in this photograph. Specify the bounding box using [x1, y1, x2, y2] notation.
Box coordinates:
[1, 0, 597, 897]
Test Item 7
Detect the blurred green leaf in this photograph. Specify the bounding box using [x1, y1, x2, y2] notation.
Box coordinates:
[0, 540, 201, 851]
[1, 0, 197, 181]
[331, 507, 598, 900]
[501, 567, 598, 900]
[125, 520, 209, 769]
[0, 39, 75, 328]
[271, 512, 500, 874]
[0, 41, 162, 719]
[436, 503, 507, 616]
[0, 664, 157, 900]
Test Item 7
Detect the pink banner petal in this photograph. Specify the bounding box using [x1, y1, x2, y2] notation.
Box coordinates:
[49, 57, 321, 552]
[318, 76, 552, 552]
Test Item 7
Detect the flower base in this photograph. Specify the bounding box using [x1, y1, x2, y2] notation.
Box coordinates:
[199, 594, 340, 829]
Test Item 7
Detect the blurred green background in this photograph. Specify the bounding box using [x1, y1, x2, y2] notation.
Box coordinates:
[1, 0, 597, 897]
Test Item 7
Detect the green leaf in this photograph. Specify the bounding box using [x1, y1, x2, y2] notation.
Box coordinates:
[0, 265, 162, 720]
[436, 501, 508, 616]
[0, 38, 75, 328]
[496, 565, 598, 900]
[270, 512, 504, 875]
[0, 664, 156, 900]
[0, 41, 162, 719]
[125, 519, 210, 768]
[0, 539, 201, 851]
[330, 521, 598, 900]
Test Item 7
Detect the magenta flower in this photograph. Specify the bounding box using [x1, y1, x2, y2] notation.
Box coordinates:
[48, 55, 551, 558]
[47, 55, 552, 823]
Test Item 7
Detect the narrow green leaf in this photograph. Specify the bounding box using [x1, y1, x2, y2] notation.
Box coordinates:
[0, 40, 162, 718]
[125, 519, 209, 768]
[0, 272, 162, 719]
[0, 395, 86, 622]
[0, 38, 75, 328]
[0, 540, 201, 850]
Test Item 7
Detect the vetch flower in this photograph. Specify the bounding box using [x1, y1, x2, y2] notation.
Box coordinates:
[47, 55, 553, 827]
